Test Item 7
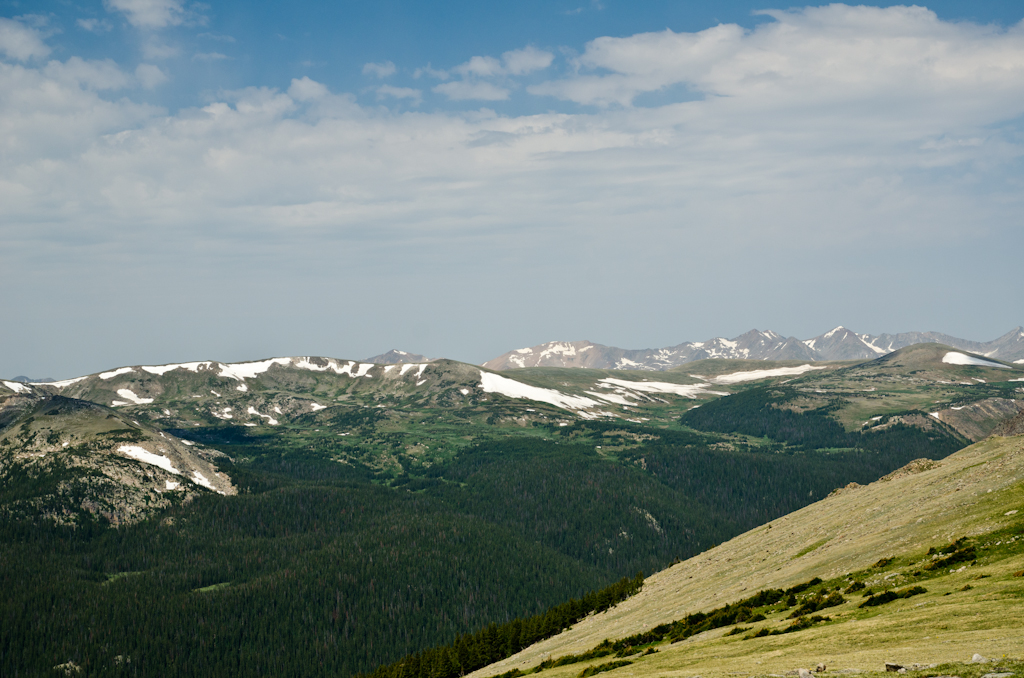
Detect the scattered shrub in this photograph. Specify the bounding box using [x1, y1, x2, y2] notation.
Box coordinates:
[578, 660, 633, 678]
[860, 586, 926, 608]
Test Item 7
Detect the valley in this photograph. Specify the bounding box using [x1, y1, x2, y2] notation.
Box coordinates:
[1, 343, 1022, 677]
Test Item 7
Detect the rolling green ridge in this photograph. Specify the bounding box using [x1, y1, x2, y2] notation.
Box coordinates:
[1, 346, 1022, 676]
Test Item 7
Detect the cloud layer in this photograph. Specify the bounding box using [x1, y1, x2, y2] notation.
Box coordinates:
[2, 4, 1023, 375]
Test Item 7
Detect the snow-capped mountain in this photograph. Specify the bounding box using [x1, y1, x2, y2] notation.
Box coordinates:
[484, 326, 1024, 371]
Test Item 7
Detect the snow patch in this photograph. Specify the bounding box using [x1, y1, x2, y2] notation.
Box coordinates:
[191, 470, 217, 492]
[100, 367, 135, 380]
[460, 389, 470, 395]
[2, 380, 30, 393]
[247, 406, 279, 425]
[36, 376, 88, 388]
[165, 480, 180, 490]
[236, 384, 248, 392]
[712, 364, 827, 384]
[118, 445, 179, 474]
[111, 400, 129, 407]
[480, 371, 601, 410]
[218, 358, 291, 381]
[857, 335, 888, 355]
[941, 352, 1010, 369]
[355, 363, 374, 378]
[585, 390, 636, 406]
[824, 326, 845, 339]
[400, 363, 429, 378]
[310, 403, 327, 412]
[141, 362, 213, 376]
[597, 378, 723, 399]
[115, 388, 154, 405]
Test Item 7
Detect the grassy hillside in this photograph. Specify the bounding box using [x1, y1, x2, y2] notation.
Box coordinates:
[466, 433, 1024, 678]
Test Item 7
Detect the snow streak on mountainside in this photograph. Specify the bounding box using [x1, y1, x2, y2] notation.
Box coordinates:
[484, 326, 1024, 371]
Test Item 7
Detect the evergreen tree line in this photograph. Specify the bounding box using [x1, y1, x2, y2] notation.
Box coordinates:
[360, 574, 644, 678]
[680, 386, 966, 455]
[0, 481, 612, 678]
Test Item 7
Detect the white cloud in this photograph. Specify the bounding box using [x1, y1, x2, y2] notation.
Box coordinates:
[104, 0, 207, 29]
[44, 57, 131, 90]
[105, 0, 188, 29]
[531, 5, 1024, 109]
[77, 18, 114, 33]
[0, 59, 158, 169]
[142, 38, 178, 59]
[413, 64, 449, 80]
[376, 85, 422, 104]
[501, 46, 553, 75]
[288, 76, 329, 102]
[135, 63, 167, 89]
[433, 81, 510, 101]
[0, 17, 51, 61]
[455, 55, 503, 78]
[193, 52, 229, 61]
[362, 61, 396, 78]
[452, 47, 554, 78]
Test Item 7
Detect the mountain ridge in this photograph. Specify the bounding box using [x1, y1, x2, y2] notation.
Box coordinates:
[484, 326, 1024, 371]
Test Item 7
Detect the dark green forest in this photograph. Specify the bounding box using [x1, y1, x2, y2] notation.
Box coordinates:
[680, 386, 966, 457]
[1, 398, 970, 677]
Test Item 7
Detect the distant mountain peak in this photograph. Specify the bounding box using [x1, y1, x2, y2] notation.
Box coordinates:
[484, 326, 1024, 371]
[364, 350, 430, 365]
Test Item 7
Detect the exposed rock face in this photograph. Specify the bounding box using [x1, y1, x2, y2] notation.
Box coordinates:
[931, 399, 1024, 441]
[880, 458, 939, 482]
[0, 393, 234, 526]
[995, 410, 1024, 437]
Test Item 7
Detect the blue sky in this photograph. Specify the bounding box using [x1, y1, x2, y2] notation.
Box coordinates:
[2, 1, 1023, 378]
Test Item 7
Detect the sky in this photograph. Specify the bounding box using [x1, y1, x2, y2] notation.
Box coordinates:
[2, 0, 1023, 379]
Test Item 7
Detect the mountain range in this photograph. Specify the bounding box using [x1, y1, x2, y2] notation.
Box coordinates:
[483, 326, 1024, 370]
